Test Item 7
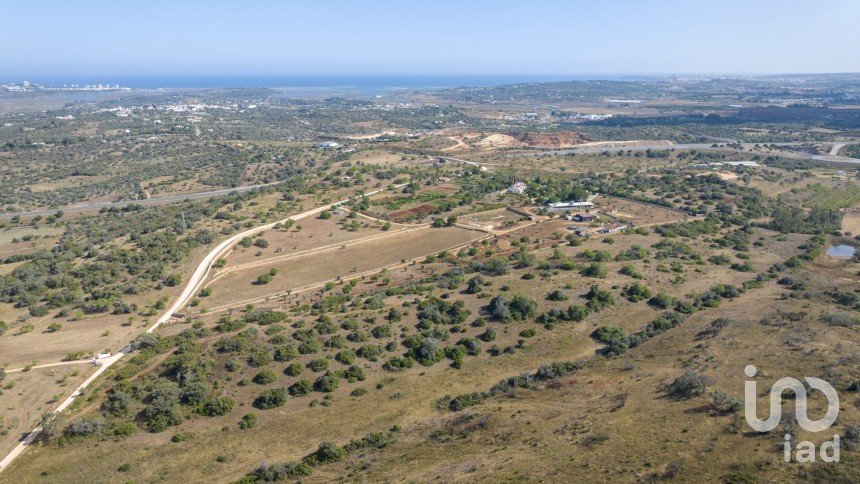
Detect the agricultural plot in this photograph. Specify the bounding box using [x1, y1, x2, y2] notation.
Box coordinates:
[594, 195, 692, 225]
[223, 212, 396, 268]
[200, 226, 483, 311]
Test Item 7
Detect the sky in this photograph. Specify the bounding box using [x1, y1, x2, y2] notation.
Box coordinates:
[2, 0, 859, 82]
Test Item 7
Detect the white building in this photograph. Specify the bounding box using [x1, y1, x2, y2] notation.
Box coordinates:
[507, 181, 528, 194]
[319, 141, 340, 149]
[547, 201, 595, 210]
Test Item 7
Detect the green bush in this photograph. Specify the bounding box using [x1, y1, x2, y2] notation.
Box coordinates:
[253, 388, 287, 409]
[253, 368, 278, 385]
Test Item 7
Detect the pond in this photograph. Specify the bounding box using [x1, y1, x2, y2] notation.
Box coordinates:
[827, 245, 856, 259]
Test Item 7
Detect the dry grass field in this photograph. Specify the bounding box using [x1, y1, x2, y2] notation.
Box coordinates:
[6, 212, 852, 483]
[0, 366, 96, 461]
[201, 226, 482, 311]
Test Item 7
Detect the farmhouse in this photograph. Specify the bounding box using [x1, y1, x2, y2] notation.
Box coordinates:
[568, 212, 596, 222]
[599, 222, 628, 234]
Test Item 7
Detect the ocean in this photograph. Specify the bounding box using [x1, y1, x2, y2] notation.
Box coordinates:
[4, 74, 633, 92]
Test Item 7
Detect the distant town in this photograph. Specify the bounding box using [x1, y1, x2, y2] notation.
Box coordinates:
[0, 80, 130, 92]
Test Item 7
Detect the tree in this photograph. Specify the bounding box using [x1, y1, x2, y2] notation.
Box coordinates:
[289, 379, 312, 396]
[667, 370, 711, 399]
[465, 275, 484, 294]
[313, 372, 340, 392]
[253, 368, 278, 384]
[309, 442, 346, 464]
[580, 262, 606, 278]
[254, 388, 287, 409]
[203, 396, 235, 416]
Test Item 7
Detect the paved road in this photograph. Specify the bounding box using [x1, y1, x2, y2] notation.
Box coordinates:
[0, 184, 400, 474]
[0, 182, 280, 221]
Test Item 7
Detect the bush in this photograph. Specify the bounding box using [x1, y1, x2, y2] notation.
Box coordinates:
[253, 368, 279, 385]
[621, 282, 652, 302]
[478, 327, 497, 342]
[284, 362, 304, 377]
[308, 441, 345, 464]
[821, 312, 859, 327]
[313, 373, 340, 392]
[709, 390, 742, 414]
[289, 379, 313, 396]
[618, 264, 643, 279]
[648, 292, 675, 309]
[253, 388, 287, 409]
[203, 396, 235, 416]
[357, 344, 383, 361]
[239, 412, 257, 429]
[667, 370, 711, 399]
[382, 356, 415, 372]
[308, 358, 330, 372]
[413, 337, 444, 366]
[591, 326, 626, 345]
[580, 262, 606, 278]
[64, 417, 103, 437]
[585, 285, 614, 311]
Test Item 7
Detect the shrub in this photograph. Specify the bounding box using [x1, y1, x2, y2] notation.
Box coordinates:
[648, 292, 675, 309]
[253, 368, 279, 385]
[285, 362, 304, 377]
[64, 417, 103, 437]
[308, 441, 345, 464]
[239, 412, 257, 429]
[591, 326, 626, 345]
[335, 349, 356, 365]
[580, 262, 606, 278]
[413, 337, 444, 366]
[821, 312, 859, 327]
[621, 282, 652, 302]
[289, 379, 312, 396]
[273, 345, 298, 362]
[618, 264, 643, 279]
[253, 388, 287, 409]
[382, 356, 415, 372]
[478, 327, 497, 342]
[203, 396, 235, 416]
[357, 344, 383, 361]
[313, 373, 340, 392]
[667, 370, 711, 399]
[709, 390, 742, 414]
[308, 358, 330, 372]
[585, 285, 614, 311]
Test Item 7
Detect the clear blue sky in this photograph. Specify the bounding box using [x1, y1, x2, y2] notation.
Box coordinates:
[3, 0, 859, 79]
